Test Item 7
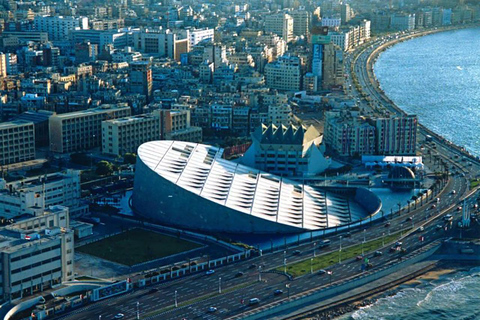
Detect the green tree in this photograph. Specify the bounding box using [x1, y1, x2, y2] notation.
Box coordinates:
[124, 153, 137, 164]
[95, 161, 114, 176]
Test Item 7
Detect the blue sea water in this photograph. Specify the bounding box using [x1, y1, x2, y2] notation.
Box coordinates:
[338, 266, 480, 320]
[374, 27, 480, 156]
[348, 27, 480, 320]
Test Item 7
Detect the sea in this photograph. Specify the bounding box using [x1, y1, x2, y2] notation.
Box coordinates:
[374, 27, 480, 156]
[338, 266, 480, 320]
[337, 27, 480, 320]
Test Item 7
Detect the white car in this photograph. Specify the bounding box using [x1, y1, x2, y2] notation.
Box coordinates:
[114, 314, 124, 319]
[205, 269, 215, 275]
[207, 307, 217, 313]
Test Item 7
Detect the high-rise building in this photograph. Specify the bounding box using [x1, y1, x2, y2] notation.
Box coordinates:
[0, 53, 6, 78]
[371, 116, 418, 155]
[290, 9, 311, 37]
[264, 13, 294, 42]
[0, 121, 35, 165]
[34, 16, 89, 41]
[341, 4, 353, 24]
[322, 43, 344, 89]
[324, 110, 376, 157]
[129, 61, 153, 102]
[265, 55, 301, 91]
[49, 104, 131, 153]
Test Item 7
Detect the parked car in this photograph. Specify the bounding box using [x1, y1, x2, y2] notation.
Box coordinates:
[206, 270, 215, 275]
[356, 255, 364, 261]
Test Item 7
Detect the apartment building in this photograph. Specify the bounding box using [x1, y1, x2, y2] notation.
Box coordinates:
[49, 104, 131, 153]
[264, 13, 294, 42]
[0, 170, 85, 219]
[324, 111, 376, 157]
[290, 9, 311, 37]
[372, 116, 418, 155]
[0, 121, 35, 166]
[265, 55, 301, 91]
[0, 206, 74, 301]
[34, 16, 89, 41]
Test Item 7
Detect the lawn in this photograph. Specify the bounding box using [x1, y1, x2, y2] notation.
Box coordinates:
[470, 179, 480, 189]
[77, 228, 203, 266]
[278, 231, 404, 277]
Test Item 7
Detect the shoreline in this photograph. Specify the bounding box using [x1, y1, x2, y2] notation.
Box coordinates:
[365, 23, 480, 161]
[301, 261, 479, 320]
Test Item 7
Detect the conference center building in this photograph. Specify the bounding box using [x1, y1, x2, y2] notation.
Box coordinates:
[132, 141, 381, 234]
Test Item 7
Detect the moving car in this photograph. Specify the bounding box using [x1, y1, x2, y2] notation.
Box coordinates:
[114, 314, 125, 319]
[235, 272, 244, 278]
[273, 289, 283, 296]
[374, 251, 383, 257]
[207, 307, 217, 313]
[206, 270, 215, 275]
[249, 298, 260, 305]
[292, 250, 302, 255]
[317, 269, 327, 275]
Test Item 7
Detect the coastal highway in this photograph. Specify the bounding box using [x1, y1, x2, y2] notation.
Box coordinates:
[56, 166, 472, 320]
[54, 32, 480, 320]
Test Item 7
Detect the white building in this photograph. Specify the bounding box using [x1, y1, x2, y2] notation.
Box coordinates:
[34, 16, 89, 41]
[265, 55, 301, 91]
[71, 29, 129, 48]
[0, 170, 86, 218]
[321, 17, 342, 27]
[264, 13, 294, 42]
[0, 206, 74, 301]
[187, 28, 214, 47]
[0, 121, 35, 165]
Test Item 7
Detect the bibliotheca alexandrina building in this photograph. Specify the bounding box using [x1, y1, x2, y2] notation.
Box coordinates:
[132, 141, 381, 234]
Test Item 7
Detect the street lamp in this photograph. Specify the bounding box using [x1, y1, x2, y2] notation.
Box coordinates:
[99, 316, 101, 320]
[286, 283, 290, 299]
[174, 290, 178, 308]
[382, 232, 385, 247]
[310, 258, 313, 274]
[258, 266, 262, 282]
[401, 223, 404, 237]
[313, 242, 317, 257]
[339, 236, 342, 263]
[362, 229, 366, 255]
[284, 258, 287, 274]
[219, 277, 222, 294]
[136, 301, 140, 320]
